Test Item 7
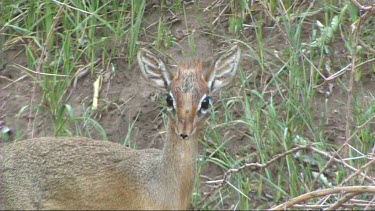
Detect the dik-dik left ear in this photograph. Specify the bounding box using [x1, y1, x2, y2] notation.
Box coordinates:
[137, 48, 173, 90]
[206, 45, 241, 93]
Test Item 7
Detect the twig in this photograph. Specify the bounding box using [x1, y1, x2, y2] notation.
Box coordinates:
[0, 75, 14, 82]
[203, 0, 222, 12]
[1, 75, 27, 90]
[358, 39, 375, 54]
[309, 146, 375, 184]
[292, 203, 375, 209]
[200, 143, 374, 207]
[12, 64, 69, 77]
[199, 145, 310, 207]
[212, 4, 230, 25]
[365, 196, 375, 210]
[345, 0, 360, 154]
[344, 0, 375, 165]
[356, 57, 375, 68]
[310, 149, 341, 190]
[310, 0, 375, 190]
[51, 0, 93, 15]
[348, 0, 372, 10]
[340, 158, 375, 186]
[270, 186, 375, 210]
[311, 114, 375, 189]
[326, 192, 360, 210]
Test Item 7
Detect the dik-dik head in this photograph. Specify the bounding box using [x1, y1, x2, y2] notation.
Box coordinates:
[137, 46, 241, 140]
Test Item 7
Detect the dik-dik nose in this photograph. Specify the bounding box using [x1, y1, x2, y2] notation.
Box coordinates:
[177, 117, 195, 140]
[178, 122, 192, 140]
[180, 133, 189, 139]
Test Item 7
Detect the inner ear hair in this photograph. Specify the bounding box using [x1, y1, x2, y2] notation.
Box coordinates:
[205, 45, 241, 93]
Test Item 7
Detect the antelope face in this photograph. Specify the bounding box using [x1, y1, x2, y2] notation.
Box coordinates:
[167, 61, 211, 139]
[138, 46, 241, 140]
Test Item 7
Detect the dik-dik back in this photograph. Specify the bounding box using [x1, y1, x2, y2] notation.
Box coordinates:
[0, 137, 165, 209]
[0, 45, 241, 210]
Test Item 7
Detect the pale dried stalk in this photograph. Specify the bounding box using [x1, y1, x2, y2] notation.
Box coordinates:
[270, 186, 375, 210]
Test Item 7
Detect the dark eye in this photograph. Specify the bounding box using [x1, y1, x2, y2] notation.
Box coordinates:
[166, 93, 174, 108]
[200, 96, 211, 112]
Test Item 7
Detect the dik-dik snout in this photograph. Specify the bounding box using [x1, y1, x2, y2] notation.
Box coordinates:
[169, 83, 211, 140]
[138, 45, 241, 140]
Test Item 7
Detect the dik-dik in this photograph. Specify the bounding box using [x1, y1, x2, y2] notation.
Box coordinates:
[0, 45, 241, 210]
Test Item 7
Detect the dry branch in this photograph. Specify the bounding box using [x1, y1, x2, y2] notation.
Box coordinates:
[309, 146, 375, 184]
[199, 145, 310, 206]
[327, 192, 360, 210]
[270, 186, 375, 210]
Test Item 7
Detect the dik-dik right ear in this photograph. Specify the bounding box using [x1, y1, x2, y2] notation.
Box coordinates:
[205, 45, 241, 93]
[137, 48, 172, 90]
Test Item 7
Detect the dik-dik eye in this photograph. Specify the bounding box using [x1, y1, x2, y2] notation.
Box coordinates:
[166, 93, 175, 109]
[199, 95, 211, 114]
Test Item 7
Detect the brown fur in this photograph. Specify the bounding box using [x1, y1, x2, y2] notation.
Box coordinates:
[0, 131, 197, 210]
[0, 46, 240, 210]
[171, 59, 208, 137]
[0, 60, 205, 210]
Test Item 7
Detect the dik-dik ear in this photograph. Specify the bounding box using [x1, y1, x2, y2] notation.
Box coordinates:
[137, 48, 172, 90]
[206, 45, 241, 93]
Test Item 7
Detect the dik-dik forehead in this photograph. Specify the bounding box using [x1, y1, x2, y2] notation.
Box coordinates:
[170, 60, 208, 103]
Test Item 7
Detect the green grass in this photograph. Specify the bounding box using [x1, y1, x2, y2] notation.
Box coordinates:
[1, 0, 374, 209]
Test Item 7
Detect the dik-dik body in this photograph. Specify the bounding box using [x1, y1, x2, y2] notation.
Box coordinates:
[0, 45, 241, 210]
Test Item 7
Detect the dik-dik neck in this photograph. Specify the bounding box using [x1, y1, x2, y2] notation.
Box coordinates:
[160, 122, 200, 208]
[162, 123, 199, 172]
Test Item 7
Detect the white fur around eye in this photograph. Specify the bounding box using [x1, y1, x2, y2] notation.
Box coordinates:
[167, 92, 176, 111]
[198, 94, 211, 114]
